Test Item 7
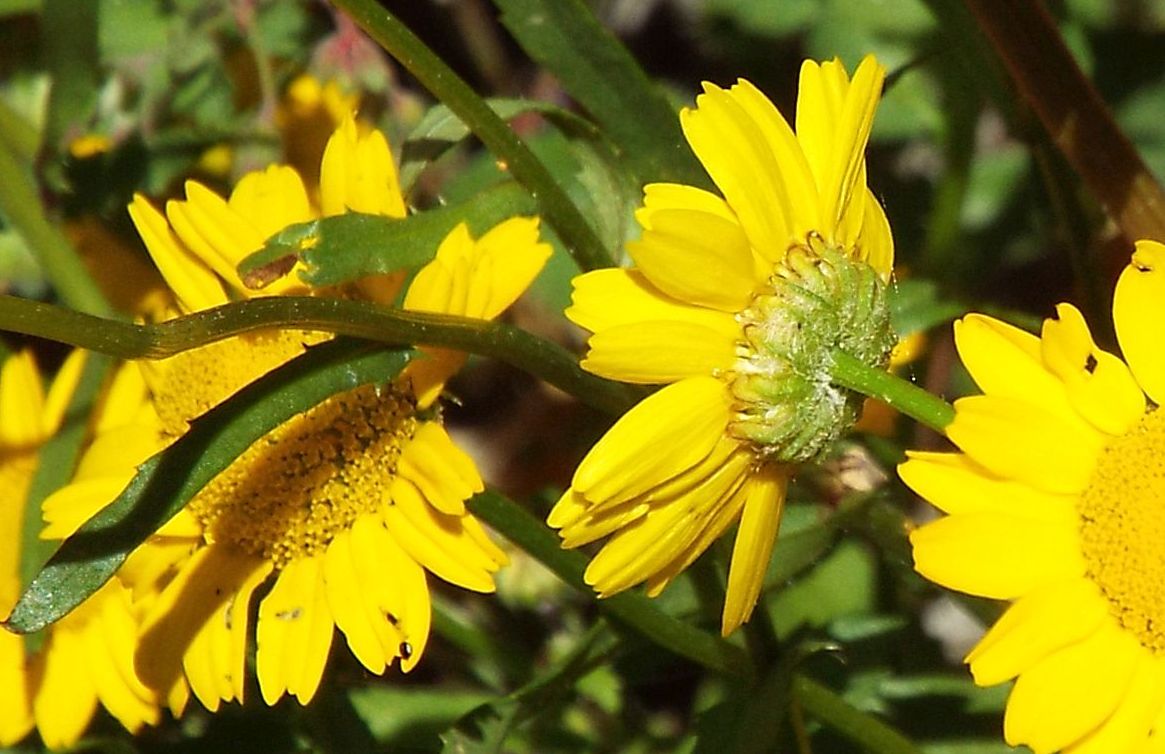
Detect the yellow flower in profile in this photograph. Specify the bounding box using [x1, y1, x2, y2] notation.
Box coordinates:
[902, 239, 1165, 753]
[1, 351, 168, 749]
[43, 116, 551, 710]
[549, 55, 894, 635]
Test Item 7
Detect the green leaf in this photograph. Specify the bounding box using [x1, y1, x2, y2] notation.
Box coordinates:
[4, 341, 415, 633]
[238, 181, 536, 289]
[40, 0, 100, 160]
[888, 278, 964, 338]
[492, 0, 709, 189]
[399, 98, 605, 190]
[349, 686, 495, 748]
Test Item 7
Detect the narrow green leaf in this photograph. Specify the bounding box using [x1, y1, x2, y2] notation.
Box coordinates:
[888, 279, 964, 339]
[238, 181, 536, 289]
[4, 341, 415, 633]
[794, 676, 923, 754]
[492, 0, 708, 189]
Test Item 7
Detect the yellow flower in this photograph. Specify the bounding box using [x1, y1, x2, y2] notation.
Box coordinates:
[44, 116, 551, 710]
[549, 55, 893, 636]
[0, 351, 167, 749]
[901, 239, 1165, 753]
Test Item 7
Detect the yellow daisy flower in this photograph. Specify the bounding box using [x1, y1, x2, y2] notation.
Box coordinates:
[1, 351, 167, 749]
[902, 239, 1165, 753]
[43, 116, 551, 710]
[549, 55, 894, 635]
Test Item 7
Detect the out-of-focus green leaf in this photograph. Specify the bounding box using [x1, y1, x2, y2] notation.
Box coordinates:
[40, 0, 99, 161]
[703, 0, 818, 37]
[769, 541, 878, 639]
[492, 0, 708, 189]
[0, 229, 43, 295]
[98, 0, 168, 62]
[888, 278, 964, 338]
[0, 0, 40, 16]
[239, 181, 536, 289]
[399, 98, 605, 190]
[4, 341, 415, 633]
[349, 686, 494, 749]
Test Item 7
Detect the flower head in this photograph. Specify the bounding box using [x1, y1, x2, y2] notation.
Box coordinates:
[902, 239, 1165, 753]
[1, 351, 168, 749]
[550, 55, 893, 635]
[45, 117, 551, 710]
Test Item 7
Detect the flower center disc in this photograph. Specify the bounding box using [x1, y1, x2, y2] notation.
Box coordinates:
[1079, 407, 1165, 652]
[154, 331, 418, 567]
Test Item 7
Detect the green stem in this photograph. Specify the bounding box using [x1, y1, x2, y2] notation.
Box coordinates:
[328, 0, 614, 272]
[828, 349, 954, 433]
[793, 676, 922, 754]
[0, 137, 112, 317]
[0, 97, 39, 164]
[0, 294, 641, 416]
[964, 0, 1165, 245]
[468, 490, 753, 681]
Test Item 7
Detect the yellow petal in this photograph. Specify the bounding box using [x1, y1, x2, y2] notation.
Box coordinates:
[136, 545, 270, 697]
[680, 83, 794, 260]
[319, 116, 406, 218]
[0, 350, 45, 449]
[395, 421, 483, 516]
[350, 514, 430, 672]
[1114, 240, 1165, 406]
[858, 188, 894, 276]
[127, 194, 227, 312]
[965, 577, 1108, 685]
[33, 629, 98, 749]
[228, 165, 313, 240]
[573, 377, 733, 504]
[722, 465, 788, 635]
[80, 591, 159, 732]
[910, 512, 1084, 599]
[167, 181, 267, 293]
[1071, 655, 1165, 754]
[1004, 621, 1141, 753]
[568, 268, 740, 340]
[796, 56, 883, 241]
[385, 478, 500, 592]
[41, 476, 135, 540]
[0, 630, 32, 745]
[946, 395, 1105, 494]
[41, 349, 87, 437]
[954, 314, 1072, 419]
[582, 321, 737, 384]
[256, 556, 333, 705]
[639, 182, 738, 223]
[324, 529, 389, 674]
[628, 208, 763, 311]
[1041, 302, 1145, 436]
[898, 451, 1077, 522]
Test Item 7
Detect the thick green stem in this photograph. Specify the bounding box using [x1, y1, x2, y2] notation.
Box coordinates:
[329, 0, 614, 272]
[0, 294, 640, 416]
[0, 137, 111, 316]
[793, 676, 922, 754]
[965, 0, 1165, 245]
[828, 349, 955, 433]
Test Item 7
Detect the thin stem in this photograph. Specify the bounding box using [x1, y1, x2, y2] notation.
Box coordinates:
[0, 97, 39, 164]
[965, 0, 1165, 245]
[829, 349, 955, 433]
[329, 0, 614, 272]
[0, 294, 641, 416]
[793, 675, 922, 754]
[0, 137, 112, 317]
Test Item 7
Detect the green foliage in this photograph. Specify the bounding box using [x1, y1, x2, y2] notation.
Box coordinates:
[2, 0, 1164, 752]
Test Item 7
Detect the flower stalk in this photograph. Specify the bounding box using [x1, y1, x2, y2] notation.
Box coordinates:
[827, 348, 955, 433]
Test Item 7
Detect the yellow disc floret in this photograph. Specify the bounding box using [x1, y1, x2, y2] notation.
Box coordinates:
[1079, 407, 1165, 652]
